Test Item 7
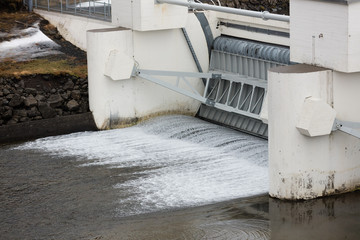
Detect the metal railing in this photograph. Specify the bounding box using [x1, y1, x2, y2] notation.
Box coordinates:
[157, 0, 290, 22]
[24, 0, 111, 21]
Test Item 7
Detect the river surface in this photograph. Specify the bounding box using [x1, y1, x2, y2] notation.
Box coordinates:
[1, 115, 359, 239]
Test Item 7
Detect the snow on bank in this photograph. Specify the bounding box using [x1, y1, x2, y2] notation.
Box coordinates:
[0, 22, 62, 62]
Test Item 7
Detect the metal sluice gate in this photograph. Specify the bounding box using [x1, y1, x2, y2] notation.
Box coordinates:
[135, 37, 290, 138]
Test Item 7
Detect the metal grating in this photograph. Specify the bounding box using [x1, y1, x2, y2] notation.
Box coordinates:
[198, 36, 290, 138]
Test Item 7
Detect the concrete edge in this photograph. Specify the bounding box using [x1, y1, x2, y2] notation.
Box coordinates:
[0, 112, 98, 145]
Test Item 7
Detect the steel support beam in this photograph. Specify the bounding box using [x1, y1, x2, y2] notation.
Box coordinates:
[134, 68, 266, 121]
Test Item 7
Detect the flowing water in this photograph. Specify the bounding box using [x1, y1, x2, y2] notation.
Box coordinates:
[12, 115, 268, 217]
[1, 115, 359, 239]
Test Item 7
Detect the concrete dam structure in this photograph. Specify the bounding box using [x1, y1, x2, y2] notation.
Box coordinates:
[33, 0, 360, 200]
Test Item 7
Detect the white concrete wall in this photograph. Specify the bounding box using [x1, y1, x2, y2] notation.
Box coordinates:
[290, 0, 360, 73]
[87, 13, 208, 129]
[268, 64, 360, 199]
[216, 11, 290, 46]
[35, 9, 113, 50]
[112, 0, 188, 31]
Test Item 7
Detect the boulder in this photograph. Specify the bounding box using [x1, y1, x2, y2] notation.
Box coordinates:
[38, 102, 57, 119]
[24, 95, 37, 107]
[47, 94, 63, 108]
[8, 94, 23, 107]
[66, 100, 79, 111]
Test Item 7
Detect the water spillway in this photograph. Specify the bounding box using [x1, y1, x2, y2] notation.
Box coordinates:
[15, 115, 268, 216]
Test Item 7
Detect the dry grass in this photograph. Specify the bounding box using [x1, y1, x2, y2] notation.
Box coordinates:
[0, 58, 88, 78]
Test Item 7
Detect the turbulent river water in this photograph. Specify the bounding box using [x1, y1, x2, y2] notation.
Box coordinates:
[1, 115, 359, 239]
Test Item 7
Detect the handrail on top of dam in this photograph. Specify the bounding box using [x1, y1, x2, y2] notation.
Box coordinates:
[156, 0, 290, 22]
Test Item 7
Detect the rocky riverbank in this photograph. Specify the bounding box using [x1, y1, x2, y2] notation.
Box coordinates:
[0, 74, 89, 127]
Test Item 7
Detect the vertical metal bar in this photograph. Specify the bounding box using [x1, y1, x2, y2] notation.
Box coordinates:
[89, 0, 91, 16]
[248, 86, 255, 111]
[47, 0, 49, 11]
[236, 84, 244, 109]
[28, 0, 33, 12]
[225, 81, 232, 105]
[203, 78, 210, 98]
[75, 0, 77, 14]
[60, 0, 62, 13]
[108, 0, 110, 18]
[104, 2, 106, 19]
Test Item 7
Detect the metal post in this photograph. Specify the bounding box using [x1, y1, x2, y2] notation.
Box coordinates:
[60, 0, 62, 13]
[108, 0, 110, 18]
[47, 0, 49, 11]
[35, 0, 37, 8]
[156, 0, 290, 22]
[28, 0, 33, 12]
[104, 2, 106, 19]
[75, 0, 77, 14]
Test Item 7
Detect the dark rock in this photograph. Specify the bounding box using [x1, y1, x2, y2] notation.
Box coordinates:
[55, 108, 63, 116]
[18, 80, 25, 88]
[25, 88, 37, 95]
[47, 94, 63, 108]
[9, 94, 23, 107]
[66, 100, 79, 111]
[14, 109, 28, 117]
[71, 90, 81, 100]
[0, 91, 3, 97]
[6, 94, 14, 100]
[2, 99, 9, 106]
[35, 94, 46, 102]
[24, 95, 38, 107]
[61, 92, 69, 100]
[42, 75, 50, 80]
[33, 116, 43, 120]
[7, 119, 18, 125]
[2, 109, 13, 120]
[80, 102, 89, 112]
[74, 85, 79, 90]
[3, 88, 10, 95]
[19, 117, 30, 122]
[38, 102, 57, 119]
[63, 80, 74, 90]
[27, 107, 40, 118]
[51, 88, 57, 94]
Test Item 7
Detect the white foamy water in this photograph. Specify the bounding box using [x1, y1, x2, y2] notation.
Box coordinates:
[0, 22, 62, 62]
[15, 115, 268, 216]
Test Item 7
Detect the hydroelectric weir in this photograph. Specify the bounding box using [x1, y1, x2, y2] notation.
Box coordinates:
[32, 0, 360, 200]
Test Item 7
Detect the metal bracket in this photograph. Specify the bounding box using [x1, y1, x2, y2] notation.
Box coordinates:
[332, 119, 360, 139]
[132, 68, 266, 121]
